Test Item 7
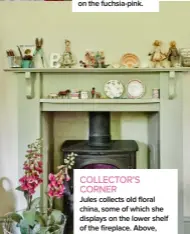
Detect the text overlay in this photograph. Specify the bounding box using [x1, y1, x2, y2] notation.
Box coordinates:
[74, 169, 178, 234]
[72, 0, 159, 12]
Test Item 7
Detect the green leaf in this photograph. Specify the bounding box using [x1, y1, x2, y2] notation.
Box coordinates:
[23, 209, 36, 226]
[50, 210, 63, 225]
[36, 227, 49, 234]
[16, 186, 23, 192]
[31, 197, 41, 209]
[35, 211, 46, 227]
[46, 214, 55, 226]
[6, 212, 23, 223]
[47, 225, 60, 233]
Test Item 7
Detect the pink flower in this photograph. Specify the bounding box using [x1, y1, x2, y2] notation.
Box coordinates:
[18, 139, 44, 199]
[47, 173, 65, 198]
[38, 161, 43, 167]
[34, 153, 43, 158]
[27, 150, 35, 153]
[23, 165, 30, 170]
[48, 183, 65, 198]
[34, 166, 43, 173]
[19, 174, 43, 195]
[48, 190, 54, 197]
[49, 173, 56, 181]
[65, 174, 70, 181]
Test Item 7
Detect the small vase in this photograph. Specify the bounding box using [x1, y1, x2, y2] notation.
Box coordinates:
[22, 60, 32, 68]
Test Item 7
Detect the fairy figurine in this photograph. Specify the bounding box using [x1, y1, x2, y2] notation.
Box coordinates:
[167, 41, 180, 67]
[148, 40, 166, 68]
[33, 38, 44, 68]
[60, 40, 76, 68]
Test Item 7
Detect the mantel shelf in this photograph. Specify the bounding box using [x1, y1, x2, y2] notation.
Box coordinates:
[40, 98, 160, 104]
[40, 98, 160, 112]
[4, 67, 190, 73]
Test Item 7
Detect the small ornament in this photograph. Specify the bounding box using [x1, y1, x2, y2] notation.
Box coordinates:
[50, 53, 61, 68]
[58, 90, 71, 98]
[152, 88, 160, 99]
[33, 38, 44, 68]
[70, 90, 80, 99]
[120, 53, 140, 68]
[167, 41, 180, 67]
[91, 87, 96, 98]
[148, 40, 166, 68]
[79, 60, 87, 68]
[80, 51, 109, 68]
[96, 92, 101, 98]
[60, 40, 76, 68]
[95, 51, 109, 68]
[127, 80, 145, 99]
[104, 80, 124, 99]
[80, 91, 89, 99]
[48, 93, 58, 99]
[17, 45, 35, 68]
[179, 48, 190, 67]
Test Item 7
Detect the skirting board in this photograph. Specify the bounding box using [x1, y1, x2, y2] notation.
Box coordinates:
[184, 217, 190, 234]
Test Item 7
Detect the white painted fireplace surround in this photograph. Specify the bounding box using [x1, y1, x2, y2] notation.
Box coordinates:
[5, 67, 185, 233]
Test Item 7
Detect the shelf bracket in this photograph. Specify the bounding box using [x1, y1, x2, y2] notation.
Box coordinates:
[168, 71, 176, 100]
[25, 72, 34, 99]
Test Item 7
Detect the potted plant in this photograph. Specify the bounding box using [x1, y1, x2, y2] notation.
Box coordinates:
[3, 139, 77, 234]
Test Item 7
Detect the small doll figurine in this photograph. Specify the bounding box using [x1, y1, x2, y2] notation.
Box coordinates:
[60, 40, 76, 68]
[33, 38, 44, 68]
[167, 41, 180, 67]
[65, 40, 71, 53]
[148, 40, 166, 68]
[84, 52, 96, 67]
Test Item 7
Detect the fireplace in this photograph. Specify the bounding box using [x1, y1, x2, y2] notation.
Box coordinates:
[61, 111, 138, 234]
[4, 69, 183, 234]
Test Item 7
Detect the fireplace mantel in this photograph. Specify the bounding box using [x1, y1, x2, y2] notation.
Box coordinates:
[4, 67, 185, 233]
[4, 67, 190, 100]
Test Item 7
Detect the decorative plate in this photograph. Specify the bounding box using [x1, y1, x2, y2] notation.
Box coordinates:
[120, 53, 140, 68]
[104, 80, 124, 99]
[127, 80, 145, 98]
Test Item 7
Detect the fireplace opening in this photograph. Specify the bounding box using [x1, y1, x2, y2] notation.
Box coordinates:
[61, 111, 138, 234]
[62, 112, 138, 168]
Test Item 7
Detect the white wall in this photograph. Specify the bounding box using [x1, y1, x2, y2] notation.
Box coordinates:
[0, 2, 190, 217]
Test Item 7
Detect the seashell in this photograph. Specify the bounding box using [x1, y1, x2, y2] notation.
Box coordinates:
[120, 53, 140, 68]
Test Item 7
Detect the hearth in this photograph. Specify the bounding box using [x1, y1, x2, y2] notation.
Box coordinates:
[61, 112, 138, 234]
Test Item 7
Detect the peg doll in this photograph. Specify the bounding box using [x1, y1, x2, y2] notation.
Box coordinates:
[148, 40, 166, 68]
[167, 41, 180, 67]
[33, 38, 44, 68]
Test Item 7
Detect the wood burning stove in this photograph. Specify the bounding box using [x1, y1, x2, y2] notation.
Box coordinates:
[61, 112, 138, 234]
[62, 112, 138, 169]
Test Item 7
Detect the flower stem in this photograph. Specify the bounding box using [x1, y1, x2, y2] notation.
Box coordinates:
[49, 197, 53, 210]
